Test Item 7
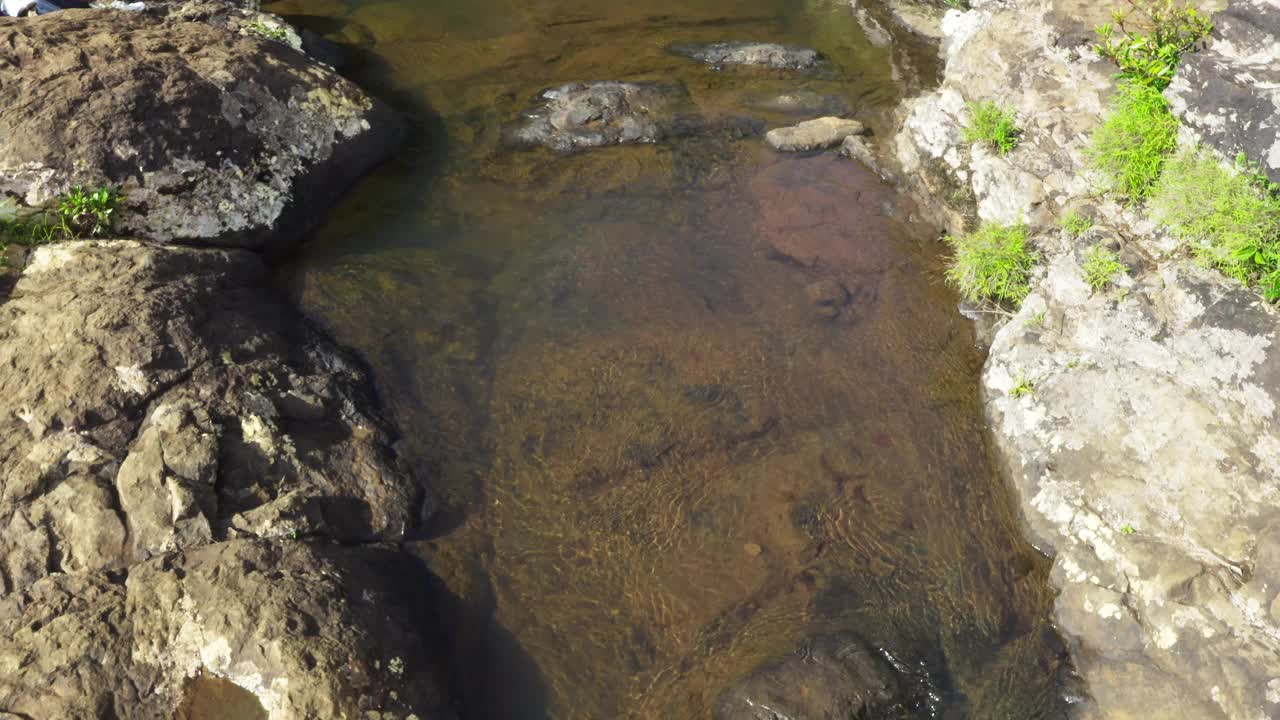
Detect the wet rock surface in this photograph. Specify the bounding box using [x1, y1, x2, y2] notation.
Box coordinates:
[507, 81, 694, 153]
[891, 0, 1280, 718]
[669, 41, 822, 70]
[0, 241, 422, 595]
[0, 10, 401, 250]
[0, 538, 454, 719]
[1166, 0, 1280, 183]
[766, 116, 867, 152]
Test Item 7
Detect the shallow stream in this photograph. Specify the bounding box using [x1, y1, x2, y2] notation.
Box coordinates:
[267, 0, 1073, 716]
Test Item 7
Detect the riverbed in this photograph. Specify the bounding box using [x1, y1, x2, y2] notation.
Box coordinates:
[266, 0, 1073, 716]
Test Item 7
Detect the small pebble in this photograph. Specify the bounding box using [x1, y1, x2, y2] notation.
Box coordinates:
[744, 542, 763, 557]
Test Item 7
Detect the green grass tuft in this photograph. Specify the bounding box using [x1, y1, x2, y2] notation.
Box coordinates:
[1081, 244, 1126, 290]
[945, 221, 1038, 305]
[1060, 210, 1094, 238]
[1150, 147, 1280, 299]
[963, 101, 1021, 155]
[1085, 81, 1179, 202]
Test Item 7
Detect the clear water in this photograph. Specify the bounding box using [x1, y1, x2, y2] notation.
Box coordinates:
[267, 0, 1073, 717]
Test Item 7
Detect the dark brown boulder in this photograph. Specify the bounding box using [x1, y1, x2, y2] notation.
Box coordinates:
[0, 9, 402, 251]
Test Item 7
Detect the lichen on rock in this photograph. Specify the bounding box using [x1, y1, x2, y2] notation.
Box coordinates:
[891, 0, 1280, 717]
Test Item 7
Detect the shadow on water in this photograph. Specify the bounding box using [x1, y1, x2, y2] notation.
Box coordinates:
[270, 0, 1075, 717]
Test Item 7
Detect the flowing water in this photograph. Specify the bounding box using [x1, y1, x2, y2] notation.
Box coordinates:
[267, 0, 1073, 717]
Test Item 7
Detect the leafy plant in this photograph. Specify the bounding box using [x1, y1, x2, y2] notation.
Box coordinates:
[1029, 309, 1048, 328]
[1120, 524, 1136, 535]
[944, 221, 1038, 305]
[1010, 372, 1036, 398]
[1085, 81, 1179, 202]
[58, 186, 123, 238]
[963, 101, 1021, 155]
[1060, 210, 1094, 238]
[1150, 147, 1280, 299]
[1081, 244, 1127, 290]
[0, 185, 123, 247]
[1095, 0, 1213, 90]
[248, 21, 290, 42]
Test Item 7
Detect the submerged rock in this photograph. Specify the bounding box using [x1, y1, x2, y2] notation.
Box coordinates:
[0, 241, 423, 595]
[714, 634, 911, 719]
[0, 10, 402, 251]
[766, 116, 867, 152]
[743, 89, 853, 117]
[507, 81, 693, 153]
[669, 41, 822, 70]
[1166, 0, 1280, 183]
[0, 539, 455, 719]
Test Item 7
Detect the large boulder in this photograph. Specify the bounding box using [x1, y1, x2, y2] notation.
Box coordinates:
[0, 539, 455, 719]
[0, 241, 424, 596]
[0, 10, 402, 251]
[1166, 0, 1280, 183]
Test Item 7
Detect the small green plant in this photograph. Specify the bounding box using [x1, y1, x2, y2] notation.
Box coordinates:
[1029, 309, 1048, 328]
[248, 21, 290, 42]
[1120, 523, 1136, 535]
[0, 186, 123, 247]
[1082, 244, 1127, 290]
[1009, 372, 1036, 398]
[1095, 0, 1213, 90]
[1060, 210, 1094, 238]
[58, 186, 123, 238]
[945, 221, 1038, 305]
[941, 0, 970, 9]
[1085, 81, 1179, 202]
[1150, 147, 1280, 299]
[963, 101, 1021, 155]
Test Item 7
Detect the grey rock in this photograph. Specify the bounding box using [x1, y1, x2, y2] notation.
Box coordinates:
[669, 41, 822, 71]
[0, 241, 421, 595]
[1166, 0, 1280, 183]
[0, 11, 402, 251]
[766, 116, 867, 152]
[714, 634, 911, 720]
[507, 81, 693, 153]
[0, 539, 455, 719]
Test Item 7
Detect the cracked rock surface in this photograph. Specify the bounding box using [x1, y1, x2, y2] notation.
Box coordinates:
[0, 241, 423, 595]
[0, 538, 453, 719]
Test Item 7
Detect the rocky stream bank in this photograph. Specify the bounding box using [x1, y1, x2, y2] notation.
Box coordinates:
[0, 5, 454, 718]
[875, 0, 1280, 717]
